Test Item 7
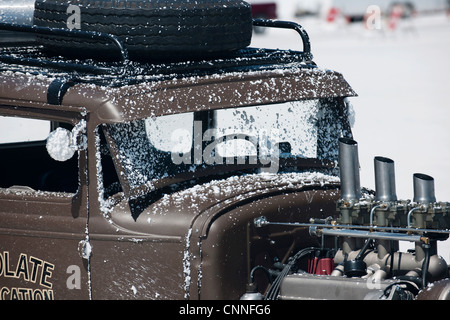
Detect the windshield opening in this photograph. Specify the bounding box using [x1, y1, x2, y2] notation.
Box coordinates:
[105, 99, 345, 192]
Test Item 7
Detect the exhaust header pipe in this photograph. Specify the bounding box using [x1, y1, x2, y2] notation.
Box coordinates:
[374, 156, 397, 202]
[338, 138, 361, 201]
[413, 173, 436, 204]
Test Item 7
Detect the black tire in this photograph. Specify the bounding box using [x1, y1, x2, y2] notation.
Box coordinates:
[33, 0, 253, 61]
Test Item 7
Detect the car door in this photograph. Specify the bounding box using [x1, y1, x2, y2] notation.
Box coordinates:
[0, 108, 90, 300]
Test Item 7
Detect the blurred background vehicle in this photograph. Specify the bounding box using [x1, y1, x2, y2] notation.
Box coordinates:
[247, 0, 278, 20]
[293, 0, 449, 22]
[247, 0, 278, 33]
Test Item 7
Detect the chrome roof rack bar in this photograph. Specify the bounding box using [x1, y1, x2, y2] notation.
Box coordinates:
[252, 19, 313, 62]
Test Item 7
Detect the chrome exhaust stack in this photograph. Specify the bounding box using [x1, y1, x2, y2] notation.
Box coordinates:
[374, 156, 397, 202]
[337, 138, 362, 225]
[338, 137, 361, 202]
[407, 173, 438, 229]
[413, 173, 436, 204]
[371, 156, 399, 227]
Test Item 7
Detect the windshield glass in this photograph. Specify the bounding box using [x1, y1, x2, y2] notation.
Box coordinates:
[106, 99, 344, 190]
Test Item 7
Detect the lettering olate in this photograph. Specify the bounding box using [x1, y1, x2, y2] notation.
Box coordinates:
[0, 251, 55, 300]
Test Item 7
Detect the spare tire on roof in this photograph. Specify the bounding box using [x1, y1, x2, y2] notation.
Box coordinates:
[33, 0, 253, 61]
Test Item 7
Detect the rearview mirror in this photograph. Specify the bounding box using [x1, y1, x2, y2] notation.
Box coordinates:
[46, 121, 87, 161]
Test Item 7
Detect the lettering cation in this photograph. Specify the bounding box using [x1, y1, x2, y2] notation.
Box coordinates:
[0, 251, 55, 300]
[0, 287, 54, 300]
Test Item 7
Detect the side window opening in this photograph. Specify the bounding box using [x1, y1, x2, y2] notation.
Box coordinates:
[0, 116, 50, 144]
[0, 116, 79, 194]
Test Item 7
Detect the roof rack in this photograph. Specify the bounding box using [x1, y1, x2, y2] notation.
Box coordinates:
[0, 19, 315, 84]
[252, 19, 313, 61]
[0, 22, 129, 75]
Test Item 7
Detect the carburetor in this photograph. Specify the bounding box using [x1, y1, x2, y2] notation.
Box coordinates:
[335, 137, 449, 238]
[251, 138, 450, 300]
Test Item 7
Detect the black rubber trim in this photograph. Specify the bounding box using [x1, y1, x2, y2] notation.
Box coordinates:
[47, 78, 75, 105]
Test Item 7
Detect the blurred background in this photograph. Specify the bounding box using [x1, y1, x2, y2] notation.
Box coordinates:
[250, 0, 450, 260]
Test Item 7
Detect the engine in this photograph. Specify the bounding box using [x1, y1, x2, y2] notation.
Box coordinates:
[245, 138, 450, 300]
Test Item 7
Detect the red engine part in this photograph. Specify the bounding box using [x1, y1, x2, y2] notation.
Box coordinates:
[308, 257, 335, 275]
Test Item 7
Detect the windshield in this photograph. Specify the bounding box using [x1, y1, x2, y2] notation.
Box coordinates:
[106, 99, 345, 191]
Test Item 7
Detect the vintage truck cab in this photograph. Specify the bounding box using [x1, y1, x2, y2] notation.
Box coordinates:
[0, 0, 448, 300]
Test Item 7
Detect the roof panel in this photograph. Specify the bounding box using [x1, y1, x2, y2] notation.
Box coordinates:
[62, 66, 356, 125]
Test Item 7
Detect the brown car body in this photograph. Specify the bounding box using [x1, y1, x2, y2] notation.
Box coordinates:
[0, 57, 356, 299]
[0, 3, 449, 301]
